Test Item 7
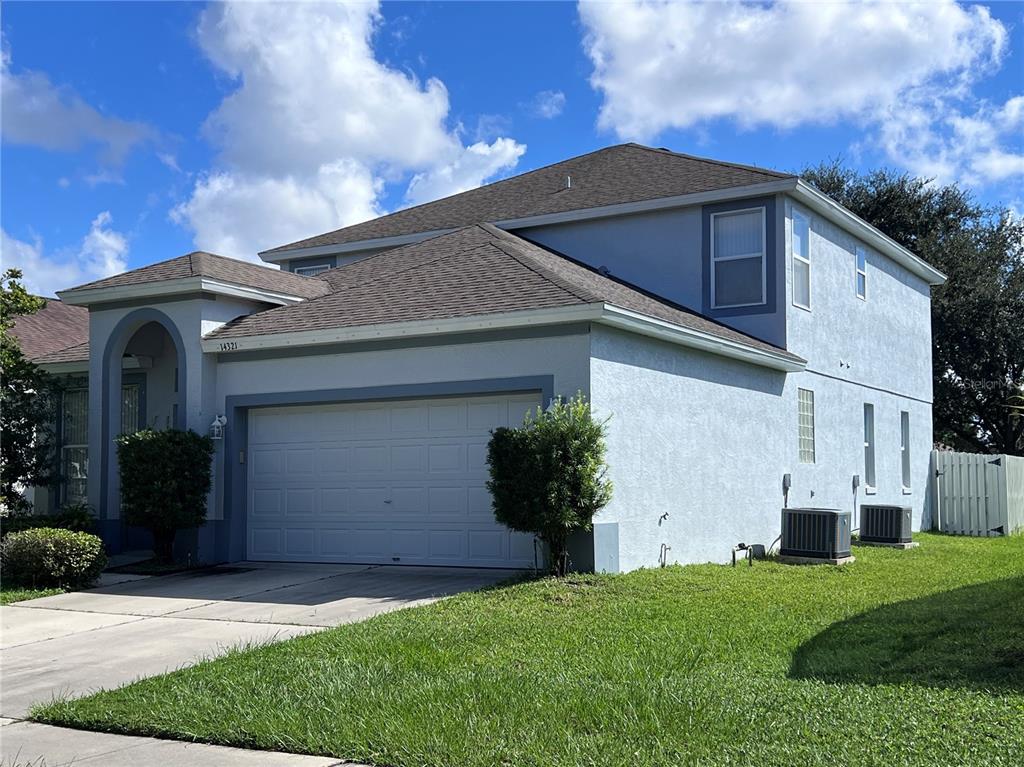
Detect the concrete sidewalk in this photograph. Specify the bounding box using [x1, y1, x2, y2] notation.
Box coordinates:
[0, 719, 356, 766]
[0, 562, 512, 765]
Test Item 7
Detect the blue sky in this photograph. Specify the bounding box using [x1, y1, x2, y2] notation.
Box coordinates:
[2, 1, 1022, 296]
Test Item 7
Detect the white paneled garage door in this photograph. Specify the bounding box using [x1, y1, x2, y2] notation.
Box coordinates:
[246, 393, 540, 568]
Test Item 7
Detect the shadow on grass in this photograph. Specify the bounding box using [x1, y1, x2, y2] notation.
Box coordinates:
[790, 575, 1024, 692]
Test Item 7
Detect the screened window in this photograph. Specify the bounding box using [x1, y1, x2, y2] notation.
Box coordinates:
[294, 264, 331, 277]
[61, 388, 89, 505]
[712, 208, 766, 308]
[60, 382, 143, 505]
[900, 410, 911, 490]
[856, 246, 867, 300]
[798, 388, 815, 463]
[863, 403, 876, 489]
[792, 210, 811, 309]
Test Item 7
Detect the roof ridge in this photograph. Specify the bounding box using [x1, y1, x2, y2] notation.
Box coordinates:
[482, 228, 602, 305]
[626, 143, 792, 180]
[261, 144, 634, 255]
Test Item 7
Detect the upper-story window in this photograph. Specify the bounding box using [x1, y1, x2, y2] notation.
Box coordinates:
[711, 207, 766, 309]
[856, 246, 867, 300]
[294, 264, 331, 277]
[792, 209, 811, 310]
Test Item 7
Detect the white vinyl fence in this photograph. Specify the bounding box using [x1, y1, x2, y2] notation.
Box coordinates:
[932, 450, 1024, 536]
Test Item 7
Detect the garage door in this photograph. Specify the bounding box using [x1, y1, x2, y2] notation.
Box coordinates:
[246, 393, 540, 567]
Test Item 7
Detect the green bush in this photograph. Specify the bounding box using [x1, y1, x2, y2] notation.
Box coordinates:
[1, 503, 95, 540]
[487, 393, 612, 575]
[116, 429, 214, 562]
[0, 527, 107, 588]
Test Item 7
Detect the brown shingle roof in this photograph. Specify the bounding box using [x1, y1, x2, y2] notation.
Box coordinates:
[64, 251, 330, 299]
[210, 224, 803, 365]
[35, 340, 89, 365]
[10, 298, 89, 362]
[263, 144, 793, 254]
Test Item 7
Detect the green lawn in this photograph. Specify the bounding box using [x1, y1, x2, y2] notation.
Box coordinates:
[34, 533, 1024, 767]
[1, 587, 63, 605]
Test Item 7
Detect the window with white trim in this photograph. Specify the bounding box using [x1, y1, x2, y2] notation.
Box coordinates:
[798, 388, 815, 463]
[711, 207, 766, 308]
[792, 210, 811, 309]
[294, 264, 331, 277]
[856, 246, 867, 300]
[900, 410, 911, 490]
[863, 403, 876, 490]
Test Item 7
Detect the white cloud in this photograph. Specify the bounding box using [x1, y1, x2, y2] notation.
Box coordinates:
[529, 90, 566, 119]
[405, 138, 526, 206]
[579, 0, 1021, 186]
[1, 47, 153, 167]
[171, 161, 381, 260]
[174, 2, 525, 261]
[1, 212, 128, 297]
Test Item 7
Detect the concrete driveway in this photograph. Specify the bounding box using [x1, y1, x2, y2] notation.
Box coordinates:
[1, 562, 511, 720]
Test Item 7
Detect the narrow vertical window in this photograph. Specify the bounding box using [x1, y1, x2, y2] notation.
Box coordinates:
[900, 410, 911, 490]
[711, 207, 766, 308]
[792, 210, 811, 309]
[863, 403, 876, 489]
[798, 388, 815, 463]
[61, 388, 89, 505]
[856, 246, 867, 300]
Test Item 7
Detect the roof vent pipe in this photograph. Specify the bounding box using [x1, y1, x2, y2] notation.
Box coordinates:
[565, 175, 572, 189]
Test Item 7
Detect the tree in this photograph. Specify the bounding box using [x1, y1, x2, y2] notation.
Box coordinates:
[1, 269, 59, 513]
[116, 429, 215, 562]
[802, 162, 1024, 455]
[486, 394, 613, 575]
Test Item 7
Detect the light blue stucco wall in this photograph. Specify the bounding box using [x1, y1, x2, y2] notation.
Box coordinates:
[589, 325, 790, 571]
[586, 196, 937, 571]
[514, 198, 787, 348]
[781, 195, 934, 530]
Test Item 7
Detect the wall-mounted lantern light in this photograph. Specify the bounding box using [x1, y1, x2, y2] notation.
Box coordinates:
[209, 415, 227, 440]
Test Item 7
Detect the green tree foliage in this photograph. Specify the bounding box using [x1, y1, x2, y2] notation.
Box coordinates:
[487, 394, 612, 575]
[1, 269, 59, 513]
[802, 162, 1024, 455]
[116, 429, 215, 562]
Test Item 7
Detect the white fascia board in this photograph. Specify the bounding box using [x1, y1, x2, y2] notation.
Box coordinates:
[202, 299, 805, 373]
[58, 277, 310, 307]
[791, 181, 947, 286]
[260, 179, 799, 262]
[596, 305, 806, 373]
[201, 304, 605, 353]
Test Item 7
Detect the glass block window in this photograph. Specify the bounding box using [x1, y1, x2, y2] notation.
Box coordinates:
[798, 388, 815, 463]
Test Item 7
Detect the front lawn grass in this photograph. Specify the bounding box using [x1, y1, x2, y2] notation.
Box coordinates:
[1, 586, 64, 604]
[34, 533, 1024, 767]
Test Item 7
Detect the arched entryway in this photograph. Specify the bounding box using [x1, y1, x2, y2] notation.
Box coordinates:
[96, 308, 187, 550]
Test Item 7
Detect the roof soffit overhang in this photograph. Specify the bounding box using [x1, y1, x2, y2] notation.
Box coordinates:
[57, 276, 312, 308]
[202, 303, 806, 373]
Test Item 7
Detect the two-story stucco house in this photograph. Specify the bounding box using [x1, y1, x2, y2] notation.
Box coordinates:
[26, 144, 944, 572]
